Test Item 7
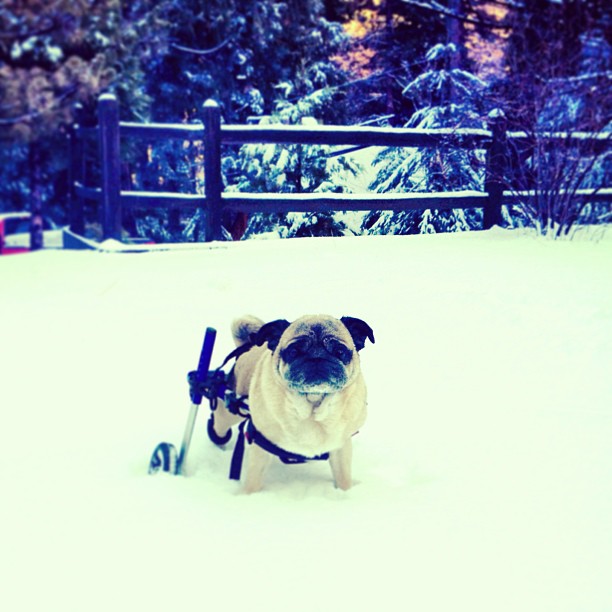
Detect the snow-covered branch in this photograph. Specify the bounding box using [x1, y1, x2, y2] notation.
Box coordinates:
[170, 38, 231, 56]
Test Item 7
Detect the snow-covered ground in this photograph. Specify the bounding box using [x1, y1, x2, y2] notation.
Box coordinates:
[1, 229, 611, 612]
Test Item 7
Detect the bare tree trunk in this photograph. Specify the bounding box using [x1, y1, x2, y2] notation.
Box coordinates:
[384, 0, 395, 115]
[447, 0, 467, 70]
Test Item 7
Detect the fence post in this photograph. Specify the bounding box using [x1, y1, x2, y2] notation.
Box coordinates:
[202, 99, 224, 241]
[29, 144, 44, 251]
[484, 109, 507, 230]
[69, 103, 85, 236]
[98, 93, 122, 240]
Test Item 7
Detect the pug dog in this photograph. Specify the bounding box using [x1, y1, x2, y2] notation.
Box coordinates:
[210, 315, 374, 493]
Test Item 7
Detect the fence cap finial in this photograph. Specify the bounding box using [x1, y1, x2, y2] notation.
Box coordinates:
[203, 99, 219, 109]
[99, 92, 118, 103]
[488, 108, 506, 120]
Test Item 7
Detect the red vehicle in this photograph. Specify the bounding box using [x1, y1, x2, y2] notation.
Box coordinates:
[0, 212, 62, 255]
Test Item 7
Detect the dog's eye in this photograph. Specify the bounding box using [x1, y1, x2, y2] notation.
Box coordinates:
[324, 338, 352, 363]
[283, 346, 299, 361]
[282, 338, 311, 362]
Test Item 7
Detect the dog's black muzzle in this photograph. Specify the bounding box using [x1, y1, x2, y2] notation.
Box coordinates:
[280, 335, 352, 393]
[285, 356, 348, 392]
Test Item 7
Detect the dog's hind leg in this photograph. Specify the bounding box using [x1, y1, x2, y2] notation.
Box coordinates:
[329, 438, 353, 490]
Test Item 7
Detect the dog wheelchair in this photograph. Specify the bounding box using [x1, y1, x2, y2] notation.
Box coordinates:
[148, 327, 246, 476]
[148, 327, 329, 479]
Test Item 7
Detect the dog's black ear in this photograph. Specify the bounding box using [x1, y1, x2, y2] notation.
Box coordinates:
[340, 317, 375, 351]
[251, 319, 291, 352]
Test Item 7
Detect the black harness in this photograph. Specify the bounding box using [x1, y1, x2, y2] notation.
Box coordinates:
[189, 343, 331, 481]
[230, 418, 330, 481]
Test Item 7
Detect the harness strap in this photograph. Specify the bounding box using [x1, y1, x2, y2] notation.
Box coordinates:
[229, 420, 248, 481]
[229, 418, 330, 481]
[194, 341, 331, 482]
[217, 342, 255, 370]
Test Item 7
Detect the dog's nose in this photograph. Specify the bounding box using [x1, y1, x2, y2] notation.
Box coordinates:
[309, 344, 328, 359]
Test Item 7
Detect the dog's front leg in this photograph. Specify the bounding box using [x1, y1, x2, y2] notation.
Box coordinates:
[242, 444, 272, 494]
[329, 438, 353, 490]
[212, 402, 242, 439]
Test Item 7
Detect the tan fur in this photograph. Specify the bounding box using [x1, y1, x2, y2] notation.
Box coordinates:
[211, 315, 369, 493]
[209, 316, 265, 439]
[231, 315, 264, 347]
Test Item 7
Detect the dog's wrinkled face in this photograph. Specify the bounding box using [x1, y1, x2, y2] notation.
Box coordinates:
[252, 315, 375, 395]
[278, 319, 354, 394]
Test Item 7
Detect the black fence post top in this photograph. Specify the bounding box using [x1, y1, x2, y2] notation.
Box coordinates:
[98, 93, 119, 121]
[99, 92, 118, 104]
[72, 102, 85, 124]
[488, 108, 505, 120]
[487, 108, 507, 130]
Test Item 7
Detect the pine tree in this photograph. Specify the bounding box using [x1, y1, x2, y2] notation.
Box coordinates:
[131, 0, 354, 241]
[0, 1, 169, 225]
[364, 43, 489, 235]
[146, 0, 349, 123]
[227, 88, 361, 239]
[329, 0, 446, 124]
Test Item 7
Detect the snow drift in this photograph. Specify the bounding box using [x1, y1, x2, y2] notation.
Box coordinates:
[0, 229, 610, 612]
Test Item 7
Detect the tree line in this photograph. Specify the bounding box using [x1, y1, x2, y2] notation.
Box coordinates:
[0, 0, 610, 239]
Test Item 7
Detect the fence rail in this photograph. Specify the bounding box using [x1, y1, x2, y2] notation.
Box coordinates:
[70, 93, 611, 242]
[99, 121, 493, 147]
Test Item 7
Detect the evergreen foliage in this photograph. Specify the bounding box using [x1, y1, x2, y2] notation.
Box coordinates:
[132, 0, 356, 241]
[364, 43, 489, 235]
[0, 1, 170, 220]
[227, 89, 361, 239]
[146, 0, 350, 124]
[0, 0, 609, 239]
[333, 0, 446, 124]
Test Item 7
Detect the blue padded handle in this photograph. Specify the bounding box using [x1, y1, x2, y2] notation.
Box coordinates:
[196, 327, 217, 380]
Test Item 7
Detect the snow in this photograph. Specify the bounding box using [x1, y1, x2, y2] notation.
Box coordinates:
[1, 229, 611, 612]
[3, 228, 64, 250]
[506, 130, 612, 141]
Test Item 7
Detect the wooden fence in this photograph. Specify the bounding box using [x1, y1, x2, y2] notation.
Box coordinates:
[70, 93, 611, 242]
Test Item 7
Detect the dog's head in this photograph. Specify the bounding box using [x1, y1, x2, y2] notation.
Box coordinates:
[251, 315, 374, 394]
